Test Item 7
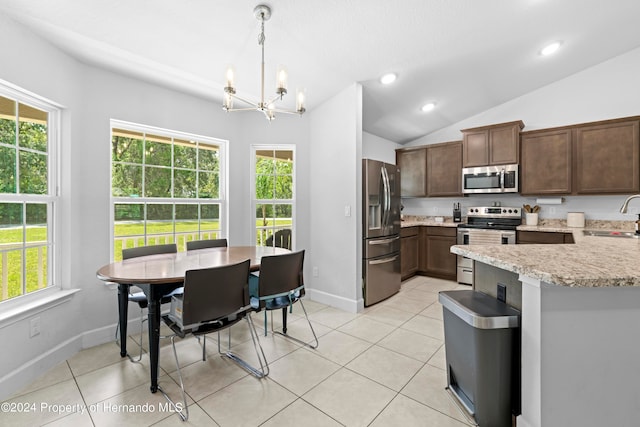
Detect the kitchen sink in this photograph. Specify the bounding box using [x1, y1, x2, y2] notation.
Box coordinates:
[583, 230, 640, 238]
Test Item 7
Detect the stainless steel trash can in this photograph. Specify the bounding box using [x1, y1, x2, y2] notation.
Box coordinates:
[439, 290, 520, 427]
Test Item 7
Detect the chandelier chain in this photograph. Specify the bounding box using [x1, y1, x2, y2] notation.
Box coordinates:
[258, 19, 265, 45]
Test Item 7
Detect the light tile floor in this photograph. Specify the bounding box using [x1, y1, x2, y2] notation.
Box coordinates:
[2, 276, 474, 427]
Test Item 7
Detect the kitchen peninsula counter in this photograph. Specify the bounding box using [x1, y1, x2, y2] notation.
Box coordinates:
[450, 235, 640, 427]
[451, 234, 640, 287]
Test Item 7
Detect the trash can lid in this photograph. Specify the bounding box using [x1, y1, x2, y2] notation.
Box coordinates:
[438, 290, 520, 329]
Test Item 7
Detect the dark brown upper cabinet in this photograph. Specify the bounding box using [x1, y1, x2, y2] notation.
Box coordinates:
[521, 128, 572, 195]
[396, 147, 427, 197]
[462, 120, 524, 167]
[396, 141, 461, 198]
[427, 141, 462, 197]
[574, 119, 640, 194]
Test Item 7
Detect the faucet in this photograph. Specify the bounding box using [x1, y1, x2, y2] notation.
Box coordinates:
[620, 194, 640, 213]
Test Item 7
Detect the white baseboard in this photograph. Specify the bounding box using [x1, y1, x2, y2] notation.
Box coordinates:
[0, 318, 142, 402]
[306, 288, 362, 313]
[0, 334, 82, 401]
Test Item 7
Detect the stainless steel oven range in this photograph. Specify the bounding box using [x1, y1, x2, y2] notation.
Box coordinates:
[457, 206, 522, 286]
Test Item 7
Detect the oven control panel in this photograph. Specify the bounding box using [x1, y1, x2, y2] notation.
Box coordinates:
[466, 206, 521, 219]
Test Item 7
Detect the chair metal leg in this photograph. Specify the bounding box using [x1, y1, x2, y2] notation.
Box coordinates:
[158, 335, 189, 421]
[217, 316, 269, 378]
[116, 308, 145, 363]
[272, 299, 319, 349]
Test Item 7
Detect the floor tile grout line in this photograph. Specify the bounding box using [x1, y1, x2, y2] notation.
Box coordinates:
[68, 360, 97, 427]
[397, 388, 475, 426]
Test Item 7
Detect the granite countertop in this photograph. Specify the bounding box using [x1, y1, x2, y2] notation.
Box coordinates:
[451, 234, 640, 288]
[401, 219, 461, 228]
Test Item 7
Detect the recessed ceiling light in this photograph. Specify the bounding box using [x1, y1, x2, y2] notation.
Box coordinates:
[540, 41, 561, 56]
[421, 102, 436, 112]
[380, 73, 397, 85]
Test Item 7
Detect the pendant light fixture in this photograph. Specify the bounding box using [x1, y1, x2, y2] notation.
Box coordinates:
[222, 4, 306, 121]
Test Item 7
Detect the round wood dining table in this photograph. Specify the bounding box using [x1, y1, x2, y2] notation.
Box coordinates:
[96, 245, 289, 393]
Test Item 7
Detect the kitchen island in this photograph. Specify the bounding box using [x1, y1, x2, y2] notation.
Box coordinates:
[451, 234, 640, 427]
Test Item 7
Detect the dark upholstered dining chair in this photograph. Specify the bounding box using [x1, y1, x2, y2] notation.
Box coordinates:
[265, 229, 292, 250]
[249, 249, 318, 349]
[160, 259, 268, 421]
[186, 238, 228, 251]
[119, 243, 181, 362]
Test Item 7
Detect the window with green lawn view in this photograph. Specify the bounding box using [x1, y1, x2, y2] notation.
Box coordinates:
[0, 90, 58, 303]
[111, 122, 226, 260]
[253, 147, 295, 249]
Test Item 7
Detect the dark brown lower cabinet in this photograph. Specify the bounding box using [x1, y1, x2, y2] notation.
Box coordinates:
[400, 227, 419, 280]
[517, 231, 575, 244]
[420, 227, 457, 281]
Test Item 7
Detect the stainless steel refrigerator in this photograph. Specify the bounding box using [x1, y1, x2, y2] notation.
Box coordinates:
[362, 159, 401, 306]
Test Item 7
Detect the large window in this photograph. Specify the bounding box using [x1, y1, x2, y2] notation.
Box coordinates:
[111, 121, 226, 260]
[252, 147, 295, 249]
[0, 87, 59, 303]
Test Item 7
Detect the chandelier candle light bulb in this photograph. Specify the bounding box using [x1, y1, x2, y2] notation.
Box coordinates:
[296, 88, 306, 113]
[225, 66, 235, 91]
[276, 65, 288, 97]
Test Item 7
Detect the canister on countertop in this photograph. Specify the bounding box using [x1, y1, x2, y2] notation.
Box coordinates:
[566, 212, 585, 228]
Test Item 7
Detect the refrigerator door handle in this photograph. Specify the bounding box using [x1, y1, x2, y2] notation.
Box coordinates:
[368, 236, 400, 245]
[381, 166, 390, 229]
[369, 255, 399, 265]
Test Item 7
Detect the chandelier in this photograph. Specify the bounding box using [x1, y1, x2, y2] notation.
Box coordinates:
[222, 4, 306, 121]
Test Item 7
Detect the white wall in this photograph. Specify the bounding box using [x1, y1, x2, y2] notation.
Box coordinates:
[308, 84, 363, 312]
[362, 131, 400, 164]
[0, 14, 310, 399]
[402, 46, 640, 221]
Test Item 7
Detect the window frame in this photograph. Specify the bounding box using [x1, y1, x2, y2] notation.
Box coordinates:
[109, 120, 228, 260]
[0, 79, 62, 306]
[250, 144, 296, 249]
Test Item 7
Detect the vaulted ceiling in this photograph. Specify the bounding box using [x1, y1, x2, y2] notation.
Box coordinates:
[2, 0, 640, 143]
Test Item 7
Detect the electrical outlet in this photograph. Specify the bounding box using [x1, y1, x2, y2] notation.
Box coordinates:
[312, 267, 319, 277]
[30, 317, 41, 338]
[497, 283, 507, 303]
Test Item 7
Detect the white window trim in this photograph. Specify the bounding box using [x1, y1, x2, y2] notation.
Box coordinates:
[109, 119, 228, 260]
[0, 78, 63, 313]
[250, 144, 296, 249]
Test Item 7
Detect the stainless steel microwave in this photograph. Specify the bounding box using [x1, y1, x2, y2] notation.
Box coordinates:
[462, 164, 518, 194]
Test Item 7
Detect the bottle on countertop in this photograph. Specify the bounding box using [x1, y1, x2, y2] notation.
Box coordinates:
[636, 214, 640, 235]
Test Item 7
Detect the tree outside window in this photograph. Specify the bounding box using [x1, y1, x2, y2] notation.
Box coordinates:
[111, 124, 225, 260]
[254, 148, 294, 249]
